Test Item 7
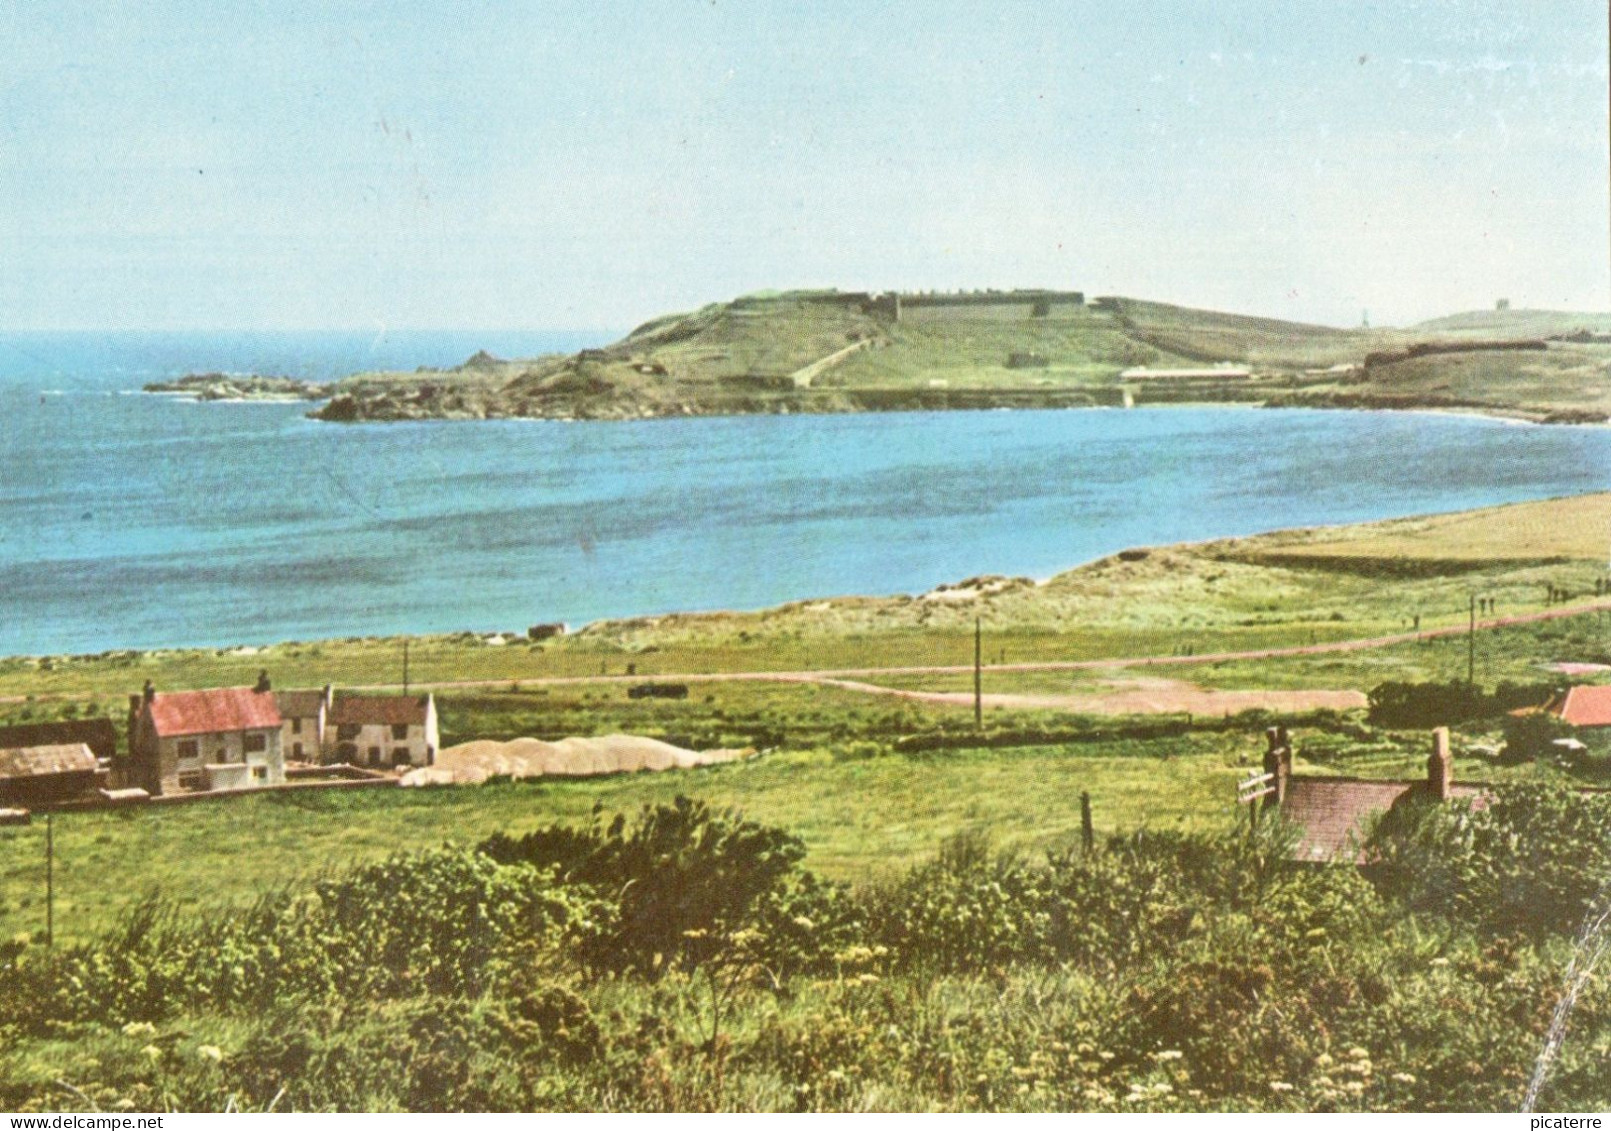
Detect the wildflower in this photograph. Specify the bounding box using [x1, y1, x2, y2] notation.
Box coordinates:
[1076, 1042, 1095, 1055]
[857, 973, 879, 985]
[1269, 1081, 1295, 1093]
[1151, 1082, 1173, 1094]
[1344, 1080, 1366, 1096]
[1315, 1053, 1334, 1068]
[197, 1045, 223, 1063]
[1098, 1051, 1116, 1062]
[1430, 957, 1450, 968]
[141, 1045, 162, 1062]
[1154, 1049, 1184, 1062]
[122, 1022, 157, 1039]
[792, 915, 814, 930]
[1392, 1072, 1417, 1085]
[1347, 1046, 1370, 1060]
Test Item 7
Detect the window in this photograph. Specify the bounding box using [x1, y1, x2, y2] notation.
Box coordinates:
[337, 724, 360, 741]
[244, 734, 267, 753]
[368, 746, 382, 766]
[391, 723, 409, 741]
[252, 766, 267, 781]
[177, 771, 204, 791]
[176, 739, 199, 760]
[291, 718, 302, 734]
[292, 742, 303, 759]
[392, 749, 412, 766]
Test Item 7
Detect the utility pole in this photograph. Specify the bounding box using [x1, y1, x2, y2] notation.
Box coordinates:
[45, 811, 53, 949]
[1468, 593, 1477, 687]
[973, 617, 983, 730]
[402, 639, 410, 695]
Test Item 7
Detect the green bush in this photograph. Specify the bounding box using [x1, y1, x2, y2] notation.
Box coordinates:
[479, 796, 859, 977]
[1366, 782, 1611, 938]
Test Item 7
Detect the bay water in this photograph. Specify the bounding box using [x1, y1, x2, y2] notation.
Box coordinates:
[3, 330, 1610, 656]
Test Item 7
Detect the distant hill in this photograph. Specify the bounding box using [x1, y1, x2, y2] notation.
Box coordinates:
[309, 290, 1611, 423]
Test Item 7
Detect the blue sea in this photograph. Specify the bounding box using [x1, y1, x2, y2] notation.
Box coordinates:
[2, 330, 1610, 656]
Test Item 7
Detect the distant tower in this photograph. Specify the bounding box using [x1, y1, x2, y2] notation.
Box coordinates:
[1361, 309, 1370, 329]
[1496, 298, 1511, 311]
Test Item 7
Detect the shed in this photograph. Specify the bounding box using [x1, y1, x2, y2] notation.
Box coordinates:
[0, 743, 102, 806]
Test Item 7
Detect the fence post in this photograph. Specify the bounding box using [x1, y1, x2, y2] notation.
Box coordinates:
[1080, 791, 1094, 854]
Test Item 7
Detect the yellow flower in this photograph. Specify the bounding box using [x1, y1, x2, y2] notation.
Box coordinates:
[1154, 1049, 1184, 1062]
[122, 1022, 157, 1039]
[197, 1045, 223, 1063]
[1269, 1081, 1295, 1093]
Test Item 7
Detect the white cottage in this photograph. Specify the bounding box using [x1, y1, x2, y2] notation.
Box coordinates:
[127, 676, 285, 794]
[326, 694, 439, 768]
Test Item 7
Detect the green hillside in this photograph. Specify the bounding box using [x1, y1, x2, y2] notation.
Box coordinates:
[310, 290, 1611, 422]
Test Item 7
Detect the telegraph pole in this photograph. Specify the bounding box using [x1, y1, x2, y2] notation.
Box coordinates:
[1468, 593, 1477, 687]
[402, 639, 410, 695]
[973, 617, 983, 730]
[45, 812, 53, 949]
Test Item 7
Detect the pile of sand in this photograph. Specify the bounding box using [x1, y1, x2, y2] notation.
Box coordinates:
[400, 734, 750, 786]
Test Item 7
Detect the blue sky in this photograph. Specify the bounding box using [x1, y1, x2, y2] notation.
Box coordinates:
[2, 1, 1606, 330]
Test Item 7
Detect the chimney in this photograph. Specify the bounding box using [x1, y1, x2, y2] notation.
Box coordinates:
[1428, 727, 1453, 801]
[1264, 725, 1292, 808]
[142, 680, 155, 705]
[254, 669, 271, 694]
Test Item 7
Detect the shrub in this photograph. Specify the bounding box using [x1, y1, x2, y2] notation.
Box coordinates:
[480, 797, 857, 976]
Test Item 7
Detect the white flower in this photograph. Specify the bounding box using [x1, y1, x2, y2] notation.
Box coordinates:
[197, 1045, 223, 1063]
[1154, 1049, 1184, 1062]
[122, 1021, 157, 1038]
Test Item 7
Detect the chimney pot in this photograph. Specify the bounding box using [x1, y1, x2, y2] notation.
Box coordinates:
[142, 680, 155, 704]
[254, 669, 271, 694]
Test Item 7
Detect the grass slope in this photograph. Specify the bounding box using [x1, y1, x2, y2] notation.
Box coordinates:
[310, 290, 1611, 422]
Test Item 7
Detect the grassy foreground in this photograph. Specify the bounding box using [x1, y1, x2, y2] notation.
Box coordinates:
[1, 733, 1260, 945]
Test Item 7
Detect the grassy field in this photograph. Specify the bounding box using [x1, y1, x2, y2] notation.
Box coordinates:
[0, 733, 1262, 945]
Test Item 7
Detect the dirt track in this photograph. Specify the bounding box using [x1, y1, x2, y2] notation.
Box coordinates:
[346, 597, 1611, 717]
[810, 675, 1367, 717]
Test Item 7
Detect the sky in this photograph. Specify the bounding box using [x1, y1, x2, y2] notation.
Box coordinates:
[2, 1, 1607, 331]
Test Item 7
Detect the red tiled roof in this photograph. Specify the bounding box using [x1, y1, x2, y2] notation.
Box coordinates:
[1551, 685, 1611, 728]
[328, 695, 429, 726]
[0, 743, 97, 780]
[147, 687, 282, 737]
[1280, 776, 1488, 863]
